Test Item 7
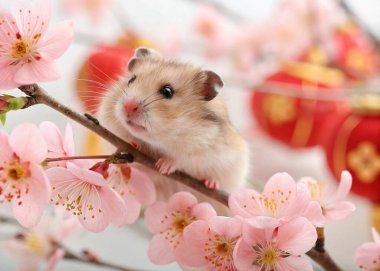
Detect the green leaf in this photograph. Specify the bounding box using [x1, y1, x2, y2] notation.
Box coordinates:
[0, 114, 6, 125]
[8, 97, 26, 110]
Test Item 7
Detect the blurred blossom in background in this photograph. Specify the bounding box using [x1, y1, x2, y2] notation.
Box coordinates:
[0, 0, 380, 270]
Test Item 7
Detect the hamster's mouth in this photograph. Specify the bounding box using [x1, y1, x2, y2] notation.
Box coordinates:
[126, 120, 146, 132]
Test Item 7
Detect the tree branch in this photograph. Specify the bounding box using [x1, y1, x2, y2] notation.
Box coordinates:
[19, 84, 229, 206]
[307, 248, 342, 271]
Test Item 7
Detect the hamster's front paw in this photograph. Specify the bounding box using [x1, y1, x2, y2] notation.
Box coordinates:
[155, 158, 176, 175]
[130, 141, 142, 151]
[200, 179, 220, 191]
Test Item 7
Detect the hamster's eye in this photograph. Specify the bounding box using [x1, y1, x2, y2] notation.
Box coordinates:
[159, 85, 174, 99]
[128, 75, 136, 86]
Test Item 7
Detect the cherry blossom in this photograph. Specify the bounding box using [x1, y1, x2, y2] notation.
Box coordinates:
[234, 217, 317, 271]
[298, 171, 356, 221]
[46, 162, 128, 233]
[0, 0, 74, 89]
[180, 216, 242, 270]
[144, 191, 217, 265]
[107, 163, 156, 224]
[354, 228, 380, 270]
[228, 172, 324, 227]
[0, 123, 51, 227]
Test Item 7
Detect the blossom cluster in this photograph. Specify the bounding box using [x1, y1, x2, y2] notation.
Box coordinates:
[144, 172, 355, 270]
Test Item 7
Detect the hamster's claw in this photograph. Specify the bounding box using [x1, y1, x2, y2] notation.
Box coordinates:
[155, 158, 176, 175]
[200, 179, 220, 191]
[130, 141, 142, 151]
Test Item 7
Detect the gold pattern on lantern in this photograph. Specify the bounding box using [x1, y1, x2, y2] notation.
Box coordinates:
[348, 142, 380, 183]
[263, 94, 296, 125]
[346, 48, 368, 72]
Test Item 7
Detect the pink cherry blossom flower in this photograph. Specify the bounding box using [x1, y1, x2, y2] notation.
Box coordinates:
[228, 172, 325, 227]
[180, 216, 242, 270]
[144, 191, 217, 265]
[354, 228, 380, 270]
[39, 121, 74, 167]
[0, 0, 74, 89]
[298, 171, 355, 221]
[107, 163, 156, 224]
[0, 123, 51, 228]
[62, 0, 112, 24]
[234, 217, 317, 271]
[46, 162, 128, 233]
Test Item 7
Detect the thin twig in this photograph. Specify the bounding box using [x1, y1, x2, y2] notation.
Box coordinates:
[45, 155, 111, 163]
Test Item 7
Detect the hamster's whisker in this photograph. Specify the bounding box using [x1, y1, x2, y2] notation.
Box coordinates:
[87, 61, 125, 92]
[76, 78, 109, 89]
[143, 97, 165, 108]
[141, 92, 156, 105]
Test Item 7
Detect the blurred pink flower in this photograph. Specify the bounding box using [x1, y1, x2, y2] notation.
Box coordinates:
[180, 216, 242, 270]
[234, 217, 317, 271]
[144, 191, 217, 265]
[46, 162, 128, 233]
[228, 172, 324, 227]
[62, 0, 112, 23]
[298, 171, 355, 221]
[0, 123, 51, 228]
[0, 0, 74, 89]
[354, 228, 380, 270]
[107, 163, 156, 224]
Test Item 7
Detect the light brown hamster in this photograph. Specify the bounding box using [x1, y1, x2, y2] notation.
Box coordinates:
[98, 47, 249, 201]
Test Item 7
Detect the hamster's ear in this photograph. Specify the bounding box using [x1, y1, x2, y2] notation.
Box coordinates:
[128, 47, 162, 71]
[197, 70, 224, 101]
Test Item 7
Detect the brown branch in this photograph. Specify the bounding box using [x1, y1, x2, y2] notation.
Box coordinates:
[19, 84, 229, 206]
[307, 248, 342, 271]
[45, 155, 111, 163]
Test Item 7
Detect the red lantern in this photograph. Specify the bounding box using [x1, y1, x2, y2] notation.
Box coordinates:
[251, 62, 345, 148]
[323, 97, 380, 202]
[333, 21, 379, 80]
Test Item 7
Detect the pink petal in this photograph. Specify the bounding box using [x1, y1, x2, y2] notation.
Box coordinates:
[0, 12, 18, 42]
[228, 188, 263, 217]
[329, 171, 352, 204]
[14, 60, 61, 85]
[208, 216, 242, 239]
[168, 192, 198, 212]
[45, 248, 65, 271]
[264, 172, 297, 205]
[354, 242, 380, 270]
[285, 186, 310, 219]
[277, 256, 313, 271]
[12, 194, 43, 228]
[191, 202, 217, 220]
[128, 165, 156, 205]
[233, 238, 258, 271]
[144, 202, 171, 233]
[67, 162, 105, 186]
[78, 197, 109, 233]
[63, 123, 75, 156]
[39, 121, 64, 154]
[99, 185, 129, 226]
[0, 64, 20, 90]
[242, 217, 278, 245]
[122, 193, 141, 224]
[9, 123, 47, 163]
[324, 201, 356, 221]
[46, 166, 75, 185]
[28, 163, 52, 204]
[372, 228, 380, 245]
[38, 20, 74, 61]
[148, 233, 176, 264]
[277, 217, 317, 255]
[302, 201, 325, 227]
[0, 131, 13, 161]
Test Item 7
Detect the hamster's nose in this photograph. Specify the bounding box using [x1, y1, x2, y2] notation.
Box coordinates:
[124, 100, 140, 114]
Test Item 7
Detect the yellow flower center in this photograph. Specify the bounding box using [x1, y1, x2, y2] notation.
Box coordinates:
[25, 234, 44, 255]
[6, 164, 26, 181]
[11, 40, 30, 59]
[173, 216, 191, 233]
[216, 242, 230, 255]
[253, 243, 290, 269]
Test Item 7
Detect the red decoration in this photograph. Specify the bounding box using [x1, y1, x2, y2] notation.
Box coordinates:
[251, 62, 345, 148]
[323, 99, 380, 202]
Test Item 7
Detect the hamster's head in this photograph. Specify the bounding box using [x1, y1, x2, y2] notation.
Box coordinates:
[112, 47, 224, 143]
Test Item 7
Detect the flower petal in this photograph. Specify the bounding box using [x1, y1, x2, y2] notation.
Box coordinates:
[302, 201, 325, 227]
[0, 131, 13, 161]
[38, 20, 74, 61]
[324, 201, 355, 221]
[9, 123, 47, 163]
[63, 123, 75, 156]
[329, 171, 352, 204]
[144, 202, 171, 233]
[0, 65, 20, 90]
[208, 216, 242, 239]
[128, 165, 156, 205]
[14, 60, 61, 85]
[12, 194, 43, 228]
[277, 256, 313, 271]
[28, 163, 52, 204]
[354, 242, 380, 270]
[148, 233, 176, 265]
[277, 217, 317, 255]
[242, 217, 278, 245]
[46, 248, 65, 271]
[39, 121, 64, 154]
[67, 162, 105, 186]
[168, 192, 198, 212]
[264, 172, 297, 208]
[228, 188, 263, 217]
[99, 185, 129, 226]
[191, 202, 217, 220]
[372, 228, 380, 245]
[121, 193, 141, 224]
[233, 238, 258, 271]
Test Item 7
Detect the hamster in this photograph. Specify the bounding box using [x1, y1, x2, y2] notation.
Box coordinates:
[97, 47, 250, 201]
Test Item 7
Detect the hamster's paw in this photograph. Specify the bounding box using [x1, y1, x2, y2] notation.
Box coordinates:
[130, 141, 142, 151]
[200, 179, 220, 191]
[155, 158, 176, 175]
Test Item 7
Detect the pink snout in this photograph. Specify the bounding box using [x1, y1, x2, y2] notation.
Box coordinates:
[124, 100, 140, 115]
